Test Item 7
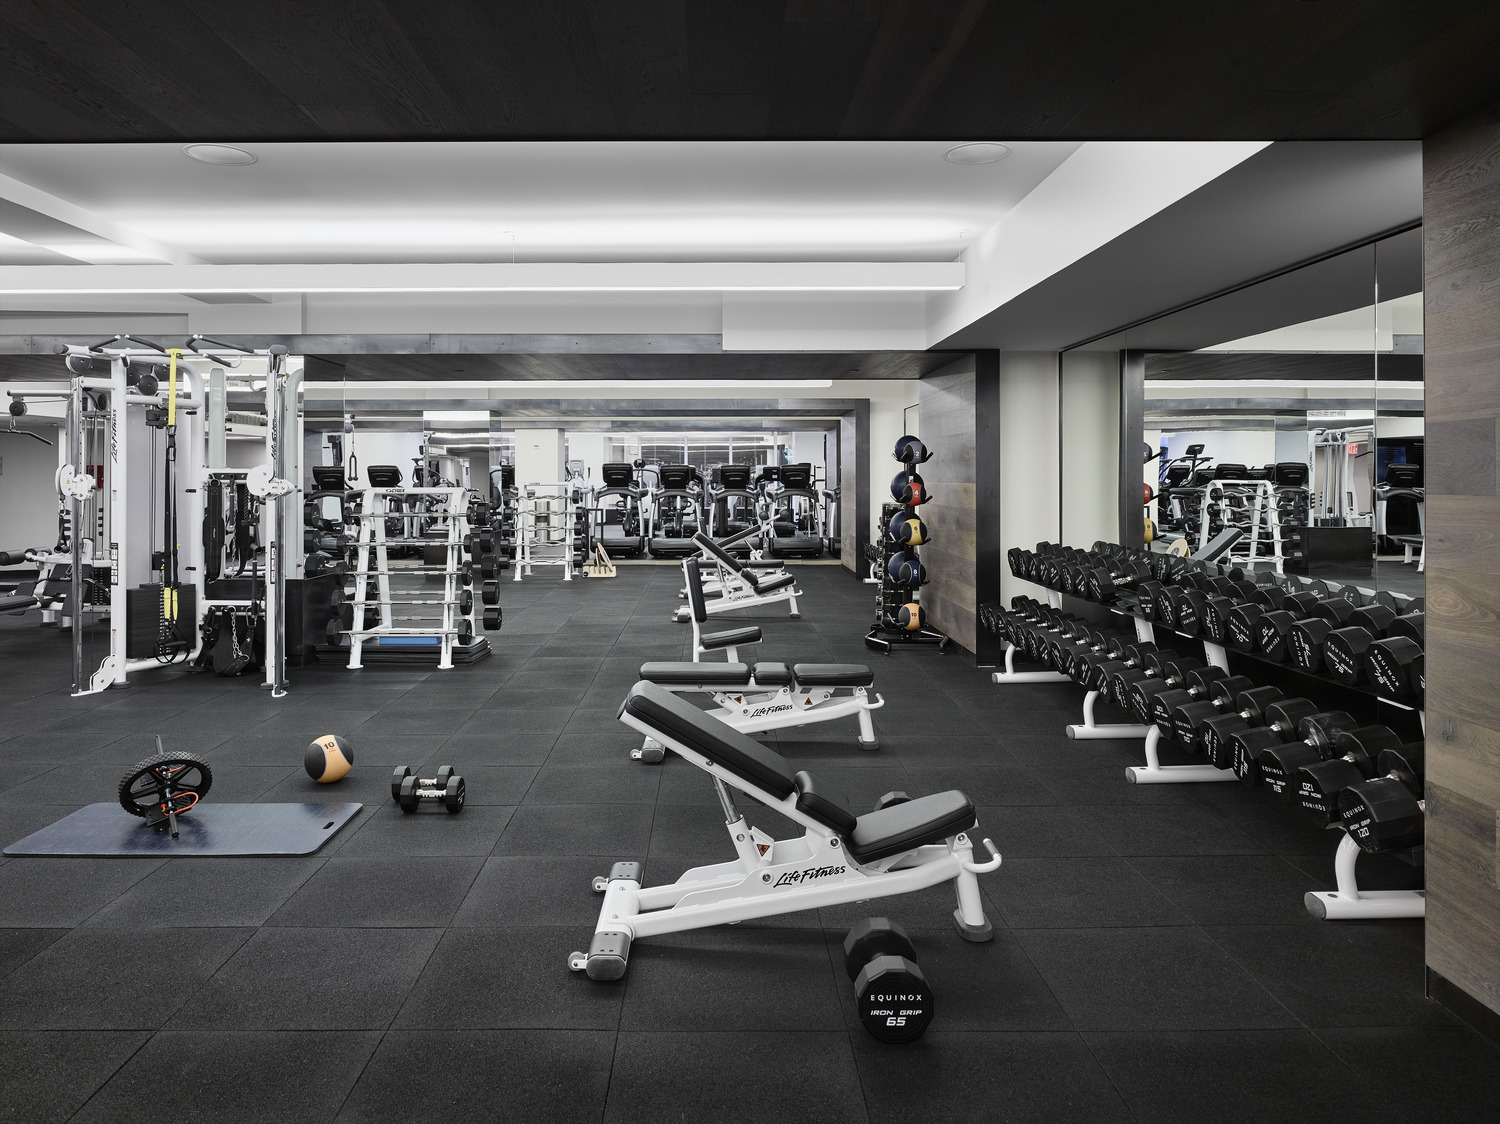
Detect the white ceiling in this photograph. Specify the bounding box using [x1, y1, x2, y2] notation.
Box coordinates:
[0, 140, 1080, 266]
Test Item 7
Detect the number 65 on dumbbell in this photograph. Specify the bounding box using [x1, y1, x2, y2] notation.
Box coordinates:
[389, 765, 466, 813]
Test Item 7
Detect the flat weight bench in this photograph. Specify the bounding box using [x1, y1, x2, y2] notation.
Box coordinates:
[633, 659, 884, 760]
[673, 530, 800, 622]
[569, 681, 1000, 981]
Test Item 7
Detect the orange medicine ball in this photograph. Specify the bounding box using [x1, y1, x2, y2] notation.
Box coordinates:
[898, 603, 925, 630]
[305, 734, 354, 782]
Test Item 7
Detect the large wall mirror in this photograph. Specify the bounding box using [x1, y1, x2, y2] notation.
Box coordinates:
[1078, 228, 1423, 600]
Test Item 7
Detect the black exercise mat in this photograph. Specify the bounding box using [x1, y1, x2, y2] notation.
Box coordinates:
[3, 802, 363, 856]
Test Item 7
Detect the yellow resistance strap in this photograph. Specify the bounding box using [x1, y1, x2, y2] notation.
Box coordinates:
[167, 348, 179, 429]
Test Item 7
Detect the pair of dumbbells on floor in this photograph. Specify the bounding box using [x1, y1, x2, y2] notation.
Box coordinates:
[390, 765, 466, 813]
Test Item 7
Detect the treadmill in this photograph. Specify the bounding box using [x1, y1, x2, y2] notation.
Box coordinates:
[706, 464, 759, 555]
[765, 462, 824, 558]
[648, 464, 703, 558]
[594, 462, 646, 557]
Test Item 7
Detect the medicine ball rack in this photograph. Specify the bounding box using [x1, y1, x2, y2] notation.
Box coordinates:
[865, 435, 949, 654]
[984, 539, 1427, 922]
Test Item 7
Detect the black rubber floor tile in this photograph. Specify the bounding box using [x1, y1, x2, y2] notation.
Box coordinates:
[832, 927, 1070, 1032]
[336, 806, 514, 858]
[0, 1030, 150, 1124]
[976, 804, 1116, 857]
[620, 926, 846, 1031]
[494, 803, 653, 857]
[544, 728, 642, 765]
[873, 705, 988, 737]
[1085, 1029, 1407, 1124]
[606, 1031, 864, 1123]
[255, 764, 406, 807]
[74, 1030, 380, 1124]
[1315, 1026, 1500, 1124]
[994, 856, 1192, 929]
[84, 857, 325, 927]
[0, 927, 67, 980]
[887, 734, 1012, 765]
[252, 709, 378, 736]
[0, 927, 251, 1029]
[0, 856, 165, 926]
[350, 711, 475, 739]
[1074, 803, 1270, 856]
[438, 733, 554, 765]
[904, 763, 1059, 807]
[337, 1029, 613, 1123]
[819, 873, 1002, 934]
[647, 800, 798, 860]
[268, 856, 484, 927]
[455, 706, 575, 736]
[1015, 927, 1297, 1032]
[651, 761, 726, 805]
[990, 733, 1139, 769]
[169, 926, 442, 1030]
[1206, 922, 1443, 1027]
[203, 733, 321, 767]
[395, 927, 624, 1030]
[0, 761, 57, 794]
[523, 763, 662, 805]
[1283, 846, 1426, 890]
[1183, 782, 1348, 857]
[452, 855, 613, 927]
[950, 683, 1084, 712]
[1030, 763, 1199, 805]
[1127, 855, 1324, 925]
[852, 1031, 1130, 1124]
[0, 759, 168, 806]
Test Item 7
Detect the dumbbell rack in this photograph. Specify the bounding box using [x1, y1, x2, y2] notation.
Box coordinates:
[343, 485, 476, 670]
[1197, 479, 1291, 571]
[512, 482, 586, 582]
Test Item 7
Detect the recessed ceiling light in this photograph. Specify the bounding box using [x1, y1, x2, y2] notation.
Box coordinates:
[944, 143, 1011, 165]
[183, 144, 257, 166]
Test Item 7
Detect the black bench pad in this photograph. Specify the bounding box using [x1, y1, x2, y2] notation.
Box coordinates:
[847, 791, 977, 863]
[640, 662, 753, 686]
[748, 570, 797, 593]
[794, 770, 858, 833]
[0, 595, 37, 613]
[621, 682, 798, 798]
[792, 663, 874, 688]
[702, 625, 761, 650]
[749, 662, 792, 686]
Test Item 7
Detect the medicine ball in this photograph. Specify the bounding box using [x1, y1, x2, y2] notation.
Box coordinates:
[891, 470, 926, 506]
[893, 434, 927, 463]
[304, 734, 354, 783]
[889, 513, 928, 545]
[898, 602, 925, 630]
[887, 551, 927, 586]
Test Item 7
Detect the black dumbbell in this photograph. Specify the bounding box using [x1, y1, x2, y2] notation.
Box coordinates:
[1148, 666, 1232, 741]
[1107, 647, 1182, 712]
[1322, 603, 1425, 687]
[1127, 656, 1206, 724]
[843, 918, 933, 1044]
[391, 765, 465, 813]
[1082, 640, 1158, 694]
[1338, 743, 1425, 853]
[1364, 610, 1424, 700]
[1232, 706, 1354, 788]
[481, 580, 501, 606]
[1283, 596, 1361, 671]
[483, 606, 502, 630]
[1197, 687, 1290, 769]
[1086, 557, 1152, 603]
[1292, 727, 1407, 825]
[1260, 722, 1400, 803]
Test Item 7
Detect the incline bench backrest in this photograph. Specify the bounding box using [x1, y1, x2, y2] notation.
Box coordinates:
[692, 531, 746, 575]
[621, 680, 798, 798]
[683, 557, 710, 622]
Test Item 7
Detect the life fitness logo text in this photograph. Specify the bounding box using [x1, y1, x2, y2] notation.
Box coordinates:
[773, 865, 845, 888]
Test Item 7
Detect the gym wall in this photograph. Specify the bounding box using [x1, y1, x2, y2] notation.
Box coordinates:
[918, 354, 979, 653]
[1421, 100, 1500, 1027]
[1060, 350, 1121, 548]
[998, 353, 1063, 606]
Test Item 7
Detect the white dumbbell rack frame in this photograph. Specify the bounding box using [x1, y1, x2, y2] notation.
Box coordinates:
[512, 481, 586, 582]
[345, 484, 472, 670]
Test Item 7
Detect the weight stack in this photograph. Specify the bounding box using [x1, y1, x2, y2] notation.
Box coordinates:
[125, 584, 198, 659]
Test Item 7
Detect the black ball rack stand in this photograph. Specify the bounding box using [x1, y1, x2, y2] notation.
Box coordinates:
[865, 436, 950, 654]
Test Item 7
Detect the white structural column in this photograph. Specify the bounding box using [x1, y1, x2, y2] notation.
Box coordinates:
[998, 352, 1062, 607]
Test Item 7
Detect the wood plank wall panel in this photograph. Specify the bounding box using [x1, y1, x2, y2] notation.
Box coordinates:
[1422, 102, 1500, 1017]
[918, 357, 978, 655]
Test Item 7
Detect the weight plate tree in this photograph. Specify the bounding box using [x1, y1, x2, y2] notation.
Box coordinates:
[866, 435, 949, 653]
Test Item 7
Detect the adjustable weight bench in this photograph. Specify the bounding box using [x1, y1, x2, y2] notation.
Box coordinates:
[672, 531, 801, 622]
[680, 557, 765, 662]
[632, 658, 883, 760]
[569, 681, 1000, 981]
